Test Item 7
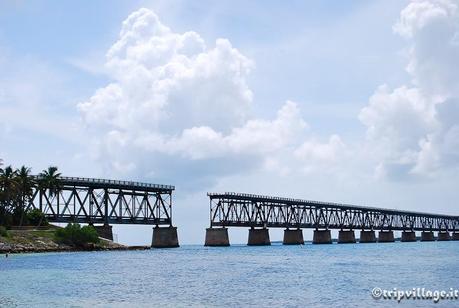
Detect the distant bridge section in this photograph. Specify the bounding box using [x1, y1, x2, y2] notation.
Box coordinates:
[208, 192, 458, 231]
[205, 192, 459, 246]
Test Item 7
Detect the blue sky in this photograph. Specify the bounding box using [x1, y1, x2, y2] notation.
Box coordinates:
[1, 0, 458, 244]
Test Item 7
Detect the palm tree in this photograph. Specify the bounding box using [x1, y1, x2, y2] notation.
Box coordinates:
[0, 166, 19, 218]
[0, 159, 3, 209]
[38, 166, 62, 197]
[0, 162, 6, 225]
[16, 166, 35, 226]
[37, 166, 62, 226]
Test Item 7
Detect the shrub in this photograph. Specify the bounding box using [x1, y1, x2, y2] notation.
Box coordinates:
[0, 225, 9, 237]
[54, 223, 100, 247]
[0, 211, 13, 229]
[26, 209, 48, 226]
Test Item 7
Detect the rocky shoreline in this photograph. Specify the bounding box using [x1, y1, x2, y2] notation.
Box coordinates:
[0, 228, 150, 254]
[0, 243, 151, 254]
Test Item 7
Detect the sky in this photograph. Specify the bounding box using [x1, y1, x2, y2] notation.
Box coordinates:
[1, 0, 458, 245]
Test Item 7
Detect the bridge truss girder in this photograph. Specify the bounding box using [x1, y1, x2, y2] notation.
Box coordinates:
[27, 185, 173, 226]
[209, 194, 458, 231]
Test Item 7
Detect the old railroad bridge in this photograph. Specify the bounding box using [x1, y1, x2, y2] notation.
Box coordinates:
[25, 175, 458, 247]
[27, 176, 178, 247]
[204, 192, 459, 246]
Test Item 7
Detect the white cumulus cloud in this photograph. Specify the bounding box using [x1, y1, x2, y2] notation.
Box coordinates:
[78, 8, 343, 188]
[359, 0, 459, 179]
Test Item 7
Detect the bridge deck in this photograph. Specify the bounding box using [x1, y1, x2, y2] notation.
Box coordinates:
[33, 175, 175, 193]
[208, 192, 457, 219]
[28, 176, 175, 225]
[208, 192, 458, 231]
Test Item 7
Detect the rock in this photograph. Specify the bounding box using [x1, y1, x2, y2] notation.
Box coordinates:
[79, 243, 96, 251]
[0, 243, 12, 253]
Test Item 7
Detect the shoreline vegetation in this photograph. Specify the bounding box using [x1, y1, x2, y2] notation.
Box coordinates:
[1, 163, 62, 228]
[0, 224, 150, 254]
[0, 162, 149, 254]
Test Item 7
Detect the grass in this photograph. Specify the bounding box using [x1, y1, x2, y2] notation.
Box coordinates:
[1, 225, 118, 250]
[1, 229, 54, 244]
[3, 228, 110, 246]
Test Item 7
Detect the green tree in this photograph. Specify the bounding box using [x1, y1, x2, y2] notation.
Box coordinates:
[37, 166, 62, 227]
[54, 223, 100, 247]
[26, 208, 48, 226]
[0, 160, 3, 225]
[0, 165, 18, 226]
[15, 166, 36, 226]
[0, 163, 52, 227]
[38, 166, 62, 197]
[0, 225, 9, 237]
[38, 166, 62, 226]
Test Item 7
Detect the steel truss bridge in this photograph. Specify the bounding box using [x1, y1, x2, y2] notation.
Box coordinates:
[26, 176, 175, 226]
[208, 192, 459, 231]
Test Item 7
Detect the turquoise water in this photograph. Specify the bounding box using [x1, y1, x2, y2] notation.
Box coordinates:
[1, 242, 458, 307]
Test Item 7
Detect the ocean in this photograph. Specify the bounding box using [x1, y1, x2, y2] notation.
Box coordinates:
[1, 241, 458, 307]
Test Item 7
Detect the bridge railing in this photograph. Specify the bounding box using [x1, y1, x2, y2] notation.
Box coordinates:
[208, 192, 459, 231]
[32, 175, 175, 191]
[27, 176, 175, 225]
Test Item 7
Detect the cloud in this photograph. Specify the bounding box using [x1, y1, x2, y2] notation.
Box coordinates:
[78, 8, 342, 188]
[79, 2, 458, 188]
[394, 0, 459, 98]
[295, 134, 345, 166]
[79, 8, 254, 135]
[359, 0, 459, 179]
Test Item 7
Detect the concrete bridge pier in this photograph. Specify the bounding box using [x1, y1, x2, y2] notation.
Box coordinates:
[359, 230, 376, 243]
[248, 228, 271, 246]
[421, 231, 435, 241]
[378, 230, 395, 242]
[313, 229, 332, 244]
[453, 232, 459, 241]
[152, 226, 179, 248]
[437, 231, 451, 241]
[338, 230, 356, 243]
[92, 223, 113, 241]
[401, 231, 416, 242]
[205, 227, 230, 246]
[283, 228, 304, 245]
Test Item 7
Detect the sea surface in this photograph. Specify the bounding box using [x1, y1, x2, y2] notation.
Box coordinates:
[1, 241, 458, 307]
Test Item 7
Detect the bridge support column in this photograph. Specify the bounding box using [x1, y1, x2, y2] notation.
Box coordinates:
[247, 228, 271, 246]
[205, 227, 230, 246]
[152, 226, 179, 248]
[452, 232, 459, 241]
[359, 230, 376, 243]
[313, 229, 332, 244]
[93, 224, 113, 241]
[437, 231, 450, 241]
[401, 231, 416, 242]
[421, 231, 435, 241]
[283, 229, 304, 245]
[378, 231, 395, 243]
[338, 230, 356, 243]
